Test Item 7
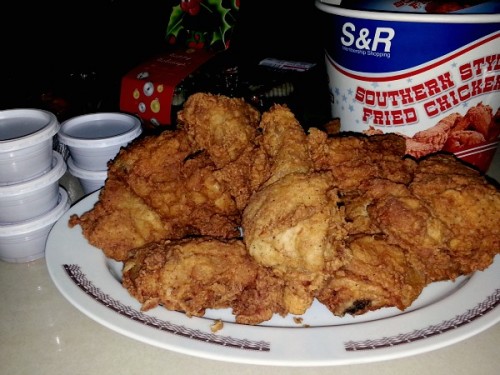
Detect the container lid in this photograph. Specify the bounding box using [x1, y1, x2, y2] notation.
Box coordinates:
[0, 187, 69, 236]
[317, 0, 500, 14]
[0, 151, 66, 196]
[58, 112, 142, 148]
[0, 109, 60, 152]
[67, 157, 108, 180]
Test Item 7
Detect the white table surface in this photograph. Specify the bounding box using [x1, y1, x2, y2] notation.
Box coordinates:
[1, 148, 499, 375]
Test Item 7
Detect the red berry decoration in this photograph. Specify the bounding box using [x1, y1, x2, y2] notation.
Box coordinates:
[180, 0, 201, 16]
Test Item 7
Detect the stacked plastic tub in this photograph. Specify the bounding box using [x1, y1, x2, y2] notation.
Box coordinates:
[0, 109, 70, 263]
[58, 113, 143, 195]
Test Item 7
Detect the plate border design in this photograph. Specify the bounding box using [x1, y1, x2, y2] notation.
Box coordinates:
[345, 288, 500, 351]
[64, 262, 500, 355]
[63, 264, 271, 352]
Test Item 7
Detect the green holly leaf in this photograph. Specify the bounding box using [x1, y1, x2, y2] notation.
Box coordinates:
[205, 0, 232, 47]
[166, 5, 185, 40]
[165, 1, 238, 48]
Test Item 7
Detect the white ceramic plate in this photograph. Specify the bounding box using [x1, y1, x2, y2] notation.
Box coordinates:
[45, 191, 500, 367]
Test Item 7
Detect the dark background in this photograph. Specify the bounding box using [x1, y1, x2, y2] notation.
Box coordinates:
[1, 1, 330, 126]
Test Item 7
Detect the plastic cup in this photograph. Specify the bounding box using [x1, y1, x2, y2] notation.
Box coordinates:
[58, 112, 142, 171]
[0, 109, 59, 185]
[67, 157, 107, 195]
[0, 151, 66, 223]
[0, 187, 70, 263]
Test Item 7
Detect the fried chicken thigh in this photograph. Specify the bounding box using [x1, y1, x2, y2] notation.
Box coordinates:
[122, 237, 287, 325]
[408, 154, 500, 280]
[317, 234, 427, 316]
[307, 129, 417, 190]
[179, 92, 266, 210]
[177, 92, 261, 168]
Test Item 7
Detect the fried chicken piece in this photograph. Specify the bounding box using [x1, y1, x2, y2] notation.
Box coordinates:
[177, 92, 263, 210]
[256, 104, 313, 187]
[323, 118, 341, 135]
[212, 144, 269, 211]
[317, 234, 428, 316]
[122, 237, 256, 315]
[218, 103, 313, 210]
[406, 104, 497, 158]
[177, 92, 261, 168]
[69, 178, 168, 261]
[403, 112, 460, 158]
[122, 237, 286, 325]
[358, 178, 455, 280]
[70, 130, 242, 261]
[350, 157, 500, 282]
[307, 128, 417, 190]
[242, 172, 349, 315]
[413, 113, 460, 142]
[231, 265, 287, 325]
[408, 154, 500, 280]
[404, 137, 444, 160]
[239, 107, 349, 316]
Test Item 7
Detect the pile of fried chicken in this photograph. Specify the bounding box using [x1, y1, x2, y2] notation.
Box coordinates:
[69, 93, 500, 325]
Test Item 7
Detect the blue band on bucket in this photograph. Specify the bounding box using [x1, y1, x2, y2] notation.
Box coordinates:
[321, 15, 500, 73]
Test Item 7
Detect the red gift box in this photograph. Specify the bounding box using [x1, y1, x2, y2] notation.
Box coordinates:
[119, 48, 216, 127]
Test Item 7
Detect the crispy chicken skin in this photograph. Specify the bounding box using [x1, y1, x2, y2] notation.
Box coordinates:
[177, 92, 261, 168]
[347, 178, 452, 284]
[307, 129, 417, 190]
[256, 104, 313, 187]
[408, 154, 500, 280]
[178, 92, 264, 210]
[122, 238, 258, 316]
[243, 172, 349, 315]
[69, 129, 242, 261]
[69, 177, 168, 262]
[122, 237, 287, 325]
[317, 234, 427, 316]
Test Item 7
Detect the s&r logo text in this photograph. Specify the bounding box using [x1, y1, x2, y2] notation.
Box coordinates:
[341, 22, 395, 58]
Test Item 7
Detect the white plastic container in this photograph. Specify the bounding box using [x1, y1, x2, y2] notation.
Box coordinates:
[0, 108, 60, 185]
[67, 157, 107, 195]
[58, 112, 142, 171]
[0, 187, 70, 263]
[0, 151, 66, 223]
[316, 0, 500, 172]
